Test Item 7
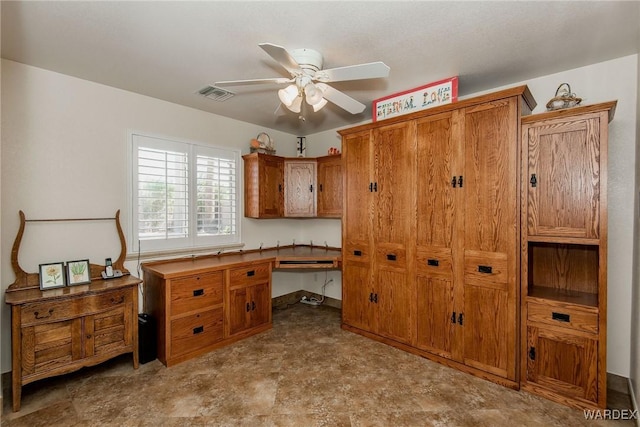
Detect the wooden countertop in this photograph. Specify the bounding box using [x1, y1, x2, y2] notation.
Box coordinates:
[141, 245, 342, 279]
[5, 275, 142, 306]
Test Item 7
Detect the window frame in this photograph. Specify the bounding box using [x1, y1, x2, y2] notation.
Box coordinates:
[129, 131, 242, 254]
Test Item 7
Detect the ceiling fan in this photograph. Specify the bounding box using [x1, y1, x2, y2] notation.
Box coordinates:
[214, 43, 390, 117]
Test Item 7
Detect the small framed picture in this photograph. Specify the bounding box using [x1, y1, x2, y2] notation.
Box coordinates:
[66, 259, 91, 286]
[39, 262, 66, 290]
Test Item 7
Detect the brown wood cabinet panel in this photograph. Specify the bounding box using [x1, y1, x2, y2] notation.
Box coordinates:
[170, 272, 223, 317]
[316, 155, 342, 218]
[284, 159, 316, 217]
[229, 262, 271, 287]
[243, 153, 284, 218]
[170, 308, 224, 358]
[416, 276, 455, 359]
[376, 269, 412, 344]
[341, 263, 375, 333]
[526, 326, 598, 402]
[228, 282, 270, 336]
[525, 115, 601, 239]
[343, 131, 373, 254]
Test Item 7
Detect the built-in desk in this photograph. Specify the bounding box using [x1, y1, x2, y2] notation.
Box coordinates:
[142, 245, 341, 366]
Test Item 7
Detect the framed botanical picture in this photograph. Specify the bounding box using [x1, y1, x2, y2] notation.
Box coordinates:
[66, 259, 91, 286]
[39, 262, 66, 290]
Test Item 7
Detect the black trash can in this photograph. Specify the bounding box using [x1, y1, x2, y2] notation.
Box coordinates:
[138, 313, 157, 364]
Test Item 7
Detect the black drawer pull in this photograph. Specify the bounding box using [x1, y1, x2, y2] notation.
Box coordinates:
[387, 254, 397, 261]
[193, 289, 204, 297]
[34, 308, 54, 319]
[193, 326, 204, 335]
[427, 259, 439, 266]
[478, 265, 492, 274]
[247, 270, 255, 277]
[552, 312, 571, 323]
[353, 250, 362, 256]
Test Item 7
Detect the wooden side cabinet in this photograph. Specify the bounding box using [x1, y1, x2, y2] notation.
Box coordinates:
[243, 153, 284, 218]
[520, 101, 616, 410]
[6, 278, 140, 412]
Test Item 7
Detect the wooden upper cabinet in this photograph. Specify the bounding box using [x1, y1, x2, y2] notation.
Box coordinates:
[316, 155, 342, 218]
[524, 113, 604, 240]
[284, 159, 316, 217]
[243, 153, 284, 218]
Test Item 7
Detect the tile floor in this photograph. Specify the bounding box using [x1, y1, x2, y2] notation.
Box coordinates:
[2, 304, 636, 426]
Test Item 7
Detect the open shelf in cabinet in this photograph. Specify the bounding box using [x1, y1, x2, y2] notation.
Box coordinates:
[527, 242, 599, 308]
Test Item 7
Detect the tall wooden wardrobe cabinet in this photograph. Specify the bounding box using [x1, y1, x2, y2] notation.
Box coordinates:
[520, 102, 616, 409]
[340, 86, 536, 388]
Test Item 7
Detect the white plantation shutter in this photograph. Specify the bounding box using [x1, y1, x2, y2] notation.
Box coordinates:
[132, 134, 240, 252]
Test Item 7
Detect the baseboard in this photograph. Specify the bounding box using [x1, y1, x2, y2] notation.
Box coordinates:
[609, 372, 631, 394]
[629, 378, 640, 427]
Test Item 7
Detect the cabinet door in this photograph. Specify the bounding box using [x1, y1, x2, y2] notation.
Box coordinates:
[372, 121, 414, 255]
[415, 112, 461, 359]
[526, 326, 598, 402]
[21, 318, 83, 377]
[260, 155, 285, 217]
[376, 270, 412, 344]
[229, 287, 251, 336]
[525, 115, 601, 239]
[343, 131, 373, 263]
[461, 98, 518, 380]
[249, 282, 271, 329]
[317, 155, 342, 218]
[284, 159, 316, 217]
[342, 263, 376, 333]
[85, 304, 132, 358]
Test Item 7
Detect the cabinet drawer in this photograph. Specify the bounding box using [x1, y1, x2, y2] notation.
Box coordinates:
[170, 308, 224, 358]
[170, 272, 223, 316]
[463, 251, 508, 286]
[21, 290, 129, 327]
[416, 248, 453, 278]
[229, 263, 270, 287]
[21, 300, 77, 326]
[376, 246, 406, 269]
[528, 301, 598, 334]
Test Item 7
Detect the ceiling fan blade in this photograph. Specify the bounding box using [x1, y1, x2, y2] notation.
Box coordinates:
[314, 62, 390, 83]
[259, 43, 303, 76]
[214, 77, 293, 87]
[321, 84, 366, 114]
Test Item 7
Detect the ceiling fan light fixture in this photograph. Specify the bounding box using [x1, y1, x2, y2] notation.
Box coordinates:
[278, 84, 299, 106]
[304, 82, 324, 106]
[286, 95, 303, 113]
[312, 98, 328, 112]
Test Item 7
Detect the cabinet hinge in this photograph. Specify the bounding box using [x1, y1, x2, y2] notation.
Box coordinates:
[451, 311, 456, 324]
[458, 312, 464, 326]
[451, 176, 457, 188]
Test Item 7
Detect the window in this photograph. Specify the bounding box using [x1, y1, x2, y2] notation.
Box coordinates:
[131, 133, 240, 252]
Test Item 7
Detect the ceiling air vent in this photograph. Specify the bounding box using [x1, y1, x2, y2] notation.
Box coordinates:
[197, 85, 235, 102]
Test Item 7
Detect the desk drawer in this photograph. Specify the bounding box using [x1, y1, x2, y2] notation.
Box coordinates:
[170, 308, 223, 358]
[170, 272, 223, 317]
[528, 301, 598, 334]
[229, 263, 270, 287]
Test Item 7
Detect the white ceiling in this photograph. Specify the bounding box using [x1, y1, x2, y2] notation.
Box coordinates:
[2, 1, 639, 136]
